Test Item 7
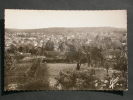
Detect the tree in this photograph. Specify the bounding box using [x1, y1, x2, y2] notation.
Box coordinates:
[113, 48, 127, 77]
[65, 39, 85, 70]
[82, 43, 104, 68]
[45, 39, 54, 51]
[58, 41, 65, 52]
[65, 43, 77, 63]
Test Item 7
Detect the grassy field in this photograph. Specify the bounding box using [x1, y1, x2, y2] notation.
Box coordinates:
[47, 63, 120, 82]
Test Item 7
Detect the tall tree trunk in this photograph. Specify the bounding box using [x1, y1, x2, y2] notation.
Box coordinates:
[76, 61, 81, 70]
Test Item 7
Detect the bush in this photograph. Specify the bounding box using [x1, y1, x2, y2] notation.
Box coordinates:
[55, 68, 127, 90]
[55, 69, 98, 90]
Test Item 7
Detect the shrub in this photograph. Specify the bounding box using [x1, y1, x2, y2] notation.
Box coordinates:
[55, 69, 98, 90]
[55, 68, 127, 90]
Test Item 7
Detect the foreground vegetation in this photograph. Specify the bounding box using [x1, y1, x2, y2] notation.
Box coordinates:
[4, 27, 127, 90]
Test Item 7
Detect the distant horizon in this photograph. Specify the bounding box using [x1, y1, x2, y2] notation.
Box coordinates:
[5, 26, 127, 30]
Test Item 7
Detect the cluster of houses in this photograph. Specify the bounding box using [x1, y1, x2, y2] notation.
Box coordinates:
[5, 31, 127, 63]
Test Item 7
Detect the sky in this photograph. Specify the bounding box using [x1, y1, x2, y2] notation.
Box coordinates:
[5, 9, 127, 29]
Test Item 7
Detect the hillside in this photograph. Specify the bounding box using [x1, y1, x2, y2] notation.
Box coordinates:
[5, 27, 127, 34]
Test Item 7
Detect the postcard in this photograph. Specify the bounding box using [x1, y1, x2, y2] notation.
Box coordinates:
[4, 9, 127, 91]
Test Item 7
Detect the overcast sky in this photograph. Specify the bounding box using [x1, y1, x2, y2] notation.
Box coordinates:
[5, 9, 127, 29]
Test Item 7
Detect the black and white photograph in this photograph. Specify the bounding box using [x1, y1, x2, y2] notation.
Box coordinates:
[4, 9, 127, 91]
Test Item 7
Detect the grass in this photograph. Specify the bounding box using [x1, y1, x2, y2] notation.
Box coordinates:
[5, 62, 125, 90]
[47, 63, 76, 77]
